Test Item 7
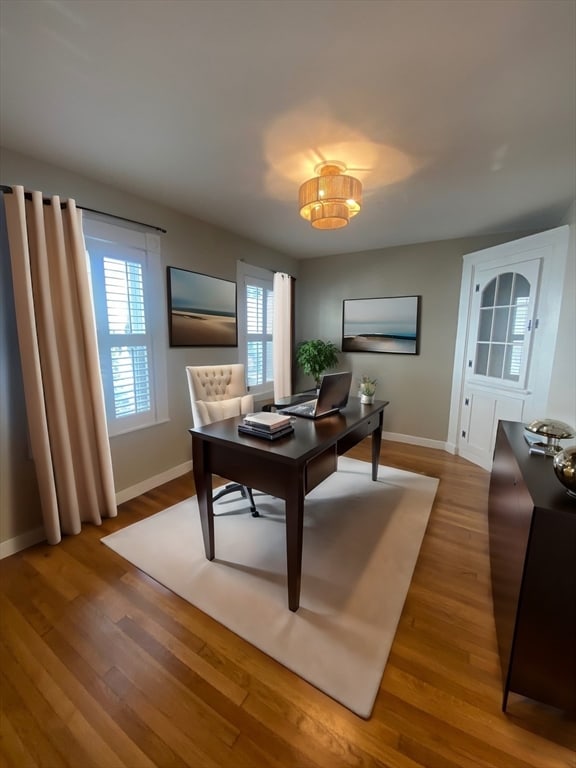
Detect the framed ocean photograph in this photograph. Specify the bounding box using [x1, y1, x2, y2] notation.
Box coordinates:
[342, 295, 421, 354]
[167, 267, 237, 347]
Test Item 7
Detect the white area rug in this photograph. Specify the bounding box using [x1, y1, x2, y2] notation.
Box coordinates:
[102, 457, 438, 718]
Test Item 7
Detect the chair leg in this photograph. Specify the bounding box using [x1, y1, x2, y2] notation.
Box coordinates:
[213, 483, 238, 502]
[213, 482, 259, 516]
[242, 486, 259, 517]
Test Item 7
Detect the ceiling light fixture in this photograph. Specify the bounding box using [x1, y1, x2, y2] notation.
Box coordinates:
[299, 162, 362, 230]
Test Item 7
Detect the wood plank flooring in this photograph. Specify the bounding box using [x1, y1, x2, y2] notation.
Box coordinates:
[1, 441, 575, 768]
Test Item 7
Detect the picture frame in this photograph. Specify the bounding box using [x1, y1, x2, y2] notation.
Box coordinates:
[342, 295, 421, 354]
[167, 267, 237, 347]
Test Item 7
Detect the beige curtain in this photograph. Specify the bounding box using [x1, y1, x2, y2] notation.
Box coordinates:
[273, 272, 294, 401]
[4, 186, 116, 544]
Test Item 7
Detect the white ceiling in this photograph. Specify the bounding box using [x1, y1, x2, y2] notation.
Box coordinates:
[1, 0, 575, 258]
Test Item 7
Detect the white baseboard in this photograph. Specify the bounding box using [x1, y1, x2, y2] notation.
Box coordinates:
[0, 461, 194, 560]
[0, 526, 46, 560]
[382, 431, 451, 452]
[115, 460, 192, 505]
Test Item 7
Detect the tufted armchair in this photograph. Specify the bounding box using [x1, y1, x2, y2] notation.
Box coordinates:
[186, 364, 259, 516]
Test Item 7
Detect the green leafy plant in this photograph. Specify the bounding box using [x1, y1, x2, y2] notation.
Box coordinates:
[358, 375, 377, 397]
[296, 339, 339, 388]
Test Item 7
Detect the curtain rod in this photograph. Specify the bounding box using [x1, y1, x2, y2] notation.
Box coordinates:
[0, 185, 167, 234]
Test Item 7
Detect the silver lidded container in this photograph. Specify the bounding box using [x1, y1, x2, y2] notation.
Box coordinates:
[525, 419, 575, 457]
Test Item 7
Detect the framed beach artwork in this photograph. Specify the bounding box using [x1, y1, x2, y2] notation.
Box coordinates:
[342, 295, 421, 354]
[167, 267, 237, 347]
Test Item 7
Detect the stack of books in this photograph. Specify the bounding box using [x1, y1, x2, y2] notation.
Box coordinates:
[238, 411, 294, 440]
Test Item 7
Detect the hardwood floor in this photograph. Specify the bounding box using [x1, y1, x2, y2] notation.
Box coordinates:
[1, 441, 575, 768]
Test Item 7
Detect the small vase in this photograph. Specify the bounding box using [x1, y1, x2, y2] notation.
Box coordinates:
[360, 393, 374, 405]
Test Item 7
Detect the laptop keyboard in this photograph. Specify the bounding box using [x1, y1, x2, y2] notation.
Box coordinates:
[279, 400, 316, 416]
[289, 404, 314, 415]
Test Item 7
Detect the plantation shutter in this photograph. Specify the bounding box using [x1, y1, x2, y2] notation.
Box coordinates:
[83, 217, 168, 435]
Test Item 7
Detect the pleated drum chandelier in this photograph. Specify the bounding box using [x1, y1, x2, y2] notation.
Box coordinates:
[298, 162, 362, 230]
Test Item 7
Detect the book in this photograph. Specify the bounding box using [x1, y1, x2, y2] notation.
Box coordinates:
[243, 411, 292, 431]
[238, 423, 294, 441]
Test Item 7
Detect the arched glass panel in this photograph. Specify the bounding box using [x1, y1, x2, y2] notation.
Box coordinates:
[512, 274, 530, 302]
[475, 272, 531, 382]
[481, 279, 496, 307]
[496, 272, 513, 305]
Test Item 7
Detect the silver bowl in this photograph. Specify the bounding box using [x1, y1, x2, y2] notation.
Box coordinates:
[553, 445, 576, 498]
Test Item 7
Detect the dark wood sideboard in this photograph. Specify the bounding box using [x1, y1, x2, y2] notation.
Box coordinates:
[488, 420, 576, 713]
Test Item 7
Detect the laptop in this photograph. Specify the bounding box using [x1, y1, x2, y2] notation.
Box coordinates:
[279, 371, 352, 419]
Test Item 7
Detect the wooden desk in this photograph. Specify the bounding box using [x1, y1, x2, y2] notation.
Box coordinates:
[190, 398, 388, 611]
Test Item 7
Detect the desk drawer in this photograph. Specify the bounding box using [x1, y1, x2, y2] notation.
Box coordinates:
[306, 446, 337, 494]
[337, 415, 379, 455]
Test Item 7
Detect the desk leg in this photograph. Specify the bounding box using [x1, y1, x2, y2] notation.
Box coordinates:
[371, 410, 384, 480]
[192, 436, 215, 560]
[286, 473, 305, 612]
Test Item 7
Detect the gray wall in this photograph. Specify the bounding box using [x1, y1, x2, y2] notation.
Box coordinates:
[294, 232, 555, 443]
[0, 147, 299, 544]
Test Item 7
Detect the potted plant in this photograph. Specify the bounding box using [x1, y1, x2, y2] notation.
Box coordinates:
[358, 375, 377, 404]
[296, 339, 339, 390]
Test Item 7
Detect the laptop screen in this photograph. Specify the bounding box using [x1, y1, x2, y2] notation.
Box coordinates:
[316, 371, 352, 414]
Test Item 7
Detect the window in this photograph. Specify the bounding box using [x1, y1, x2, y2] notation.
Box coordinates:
[474, 272, 531, 382]
[83, 216, 168, 436]
[237, 262, 274, 395]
